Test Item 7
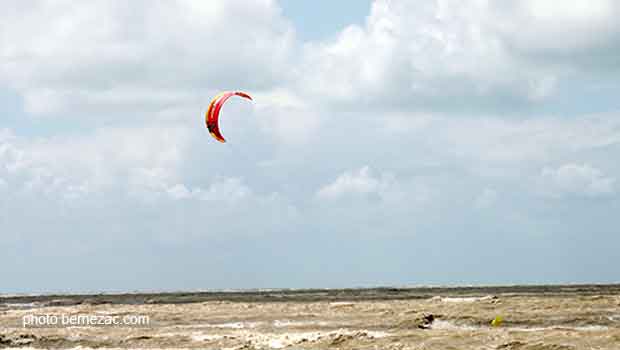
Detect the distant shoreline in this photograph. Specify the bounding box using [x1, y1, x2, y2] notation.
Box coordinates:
[2, 283, 620, 307]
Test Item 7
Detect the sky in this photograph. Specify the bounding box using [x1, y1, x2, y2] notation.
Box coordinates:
[1, 0, 619, 293]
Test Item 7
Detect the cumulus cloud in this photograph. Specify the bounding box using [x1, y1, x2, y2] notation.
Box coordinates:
[300, 1, 530, 106]
[252, 89, 321, 144]
[298, 0, 620, 110]
[317, 166, 394, 200]
[424, 114, 620, 166]
[165, 178, 250, 202]
[4, 0, 618, 124]
[539, 163, 616, 197]
[0, 125, 191, 197]
[494, 0, 620, 61]
[1, 126, 298, 260]
[0, 0, 294, 117]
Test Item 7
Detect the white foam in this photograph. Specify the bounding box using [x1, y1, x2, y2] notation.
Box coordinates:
[570, 325, 609, 331]
[171, 322, 261, 329]
[0, 329, 392, 350]
[190, 333, 227, 342]
[208, 322, 247, 329]
[242, 328, 391, 349]
[431, 320, 480, 331]
[1, 302, 41, 309]
[268, 338, 286, 349]
[430, 320, 609, 333]
[329, 302, 355, 307]
[514, 325, 609, 332]
[431, 295, 495, 303]
[272, 319, 332, 328]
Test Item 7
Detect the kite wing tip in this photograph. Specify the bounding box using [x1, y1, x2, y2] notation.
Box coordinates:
[235, 91, 253, 100]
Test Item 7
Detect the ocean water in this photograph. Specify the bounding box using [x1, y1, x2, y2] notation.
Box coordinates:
[1, 284, 619, 349]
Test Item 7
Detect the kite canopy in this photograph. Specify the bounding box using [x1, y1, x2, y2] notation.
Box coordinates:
[205, 91, 253, 143]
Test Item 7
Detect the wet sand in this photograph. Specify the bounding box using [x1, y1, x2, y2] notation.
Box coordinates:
[1, 284, 619, 349]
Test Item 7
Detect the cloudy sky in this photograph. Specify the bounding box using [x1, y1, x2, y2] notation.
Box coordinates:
[1, 0, 619, 293]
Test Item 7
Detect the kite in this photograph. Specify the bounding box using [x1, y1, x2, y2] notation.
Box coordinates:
[205, 91, 253, 143]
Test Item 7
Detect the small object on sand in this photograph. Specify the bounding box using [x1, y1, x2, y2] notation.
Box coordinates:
[491, 316, 503, 327]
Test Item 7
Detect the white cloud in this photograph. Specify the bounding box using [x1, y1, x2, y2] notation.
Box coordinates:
[539, 163, 616, 197]
[166, 183, 192, 200]
[127, 166, 173, 198]
[1, 125, 264, 205]
[166, 178, 251, 202]
[299, 1, 530, 105]
[0, 130, 22, 173]
[2, 0, 620, 290]
[198, 178, 251, 201]
[252, 89, 320, 144]
[317, 166, 393, 200]
[0, 125, 192, 197]
[5, 0, 618, 125]
[298, 0, 620, 109]
[0, 0, 294, 117]
[429, 114, 620, 165]
[494, 0, 620, 57]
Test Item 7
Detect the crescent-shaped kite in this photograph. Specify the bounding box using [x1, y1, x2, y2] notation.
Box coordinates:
[205, 91, 253, 143]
